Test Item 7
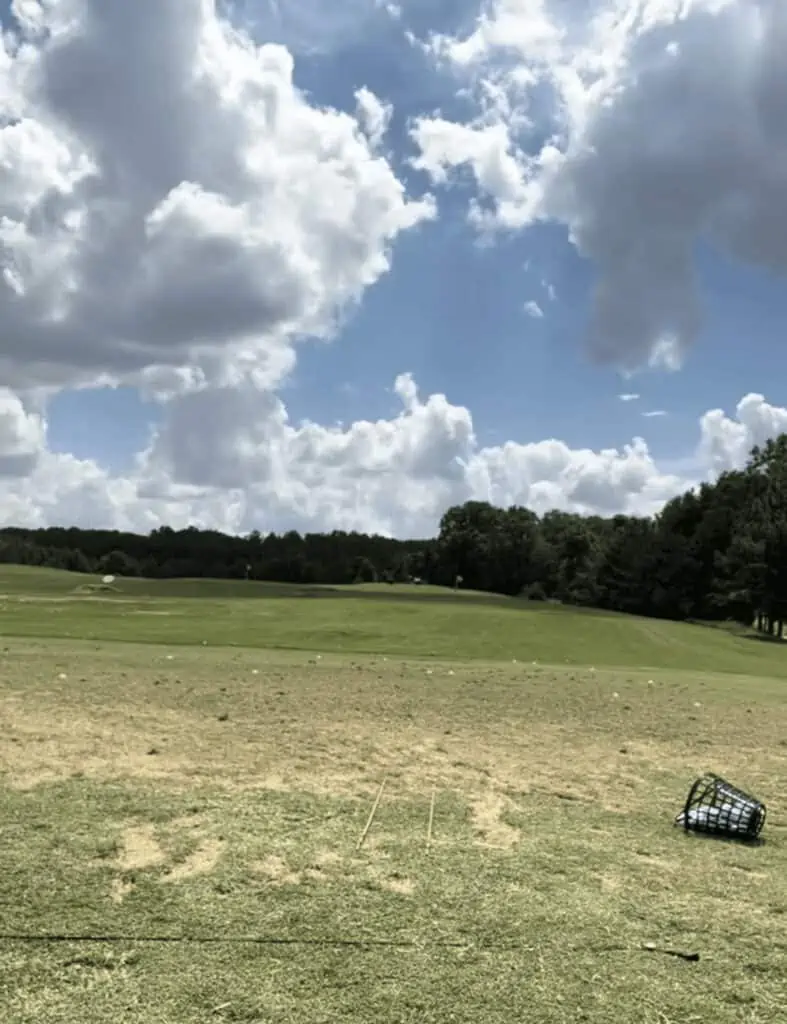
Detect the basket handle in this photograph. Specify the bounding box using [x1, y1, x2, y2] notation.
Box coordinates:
[676, 775, 708, 830]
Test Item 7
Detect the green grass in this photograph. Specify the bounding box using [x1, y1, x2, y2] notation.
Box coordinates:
[0, 564, 499, 601]
[0, 566, 785, 1022]
[0, 564, 783, 674]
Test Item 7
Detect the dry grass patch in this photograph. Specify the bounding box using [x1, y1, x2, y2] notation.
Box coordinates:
[163, 838, 225, 882]
[251, 850, 417, 897]
[1, 642, 784, 836]
[94, 816, 229, 901]
[0, 695, 216, 791]
[375, 872, 415, 895]
[115, 824, 166, 872]
[109, 876, 134, 904]
[1, 639, 786, 1023]
[470, 790, 520, 849]
[252, 854, 303, 886]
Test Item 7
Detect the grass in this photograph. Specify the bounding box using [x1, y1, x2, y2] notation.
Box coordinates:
[0, 564, 500, 601]
[0, 566, 785, 1022]
[0, 563, 785, 674]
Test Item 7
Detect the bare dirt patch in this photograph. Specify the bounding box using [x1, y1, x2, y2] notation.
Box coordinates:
[299, 850, 344, 882]
[164, 839, 224, 882]
[0, 694, 211, 790]
[107, 820, 226, 899]
[0, 675, 719, 840]
[250, 848, 414, 895]
[374, 872, 415, 895]
[253, 854, 302, 886]
[116, 824, 166, 872]
[2, 646, 784, 857]
[470, 790, 520, 849]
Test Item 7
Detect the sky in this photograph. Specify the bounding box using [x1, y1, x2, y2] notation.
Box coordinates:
[1, 0, 787, 538]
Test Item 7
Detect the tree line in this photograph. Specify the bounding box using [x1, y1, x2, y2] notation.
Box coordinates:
[2, 436, 787, 635]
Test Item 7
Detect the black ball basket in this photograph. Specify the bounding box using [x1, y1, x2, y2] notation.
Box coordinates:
[675, 773, 766, 841]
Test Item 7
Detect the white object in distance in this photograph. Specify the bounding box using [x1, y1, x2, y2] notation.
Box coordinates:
[102, 575, 116, 584]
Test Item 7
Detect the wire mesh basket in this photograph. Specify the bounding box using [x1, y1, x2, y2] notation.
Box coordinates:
[675, 773, 766, 841]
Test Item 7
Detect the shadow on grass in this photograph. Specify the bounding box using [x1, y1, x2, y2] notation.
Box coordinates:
[676, 830, 767, 848]
[83, 582, 528, 609]
[77, 581, 645, 619]
[689, 618, 787, 646]
[740, 632, 787, 645]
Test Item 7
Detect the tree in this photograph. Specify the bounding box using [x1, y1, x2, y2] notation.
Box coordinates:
[739, 437, 787, 636]
[353, 557, 378, 584]
[4, 432, 787, 630]
[97, 549, 140, 577]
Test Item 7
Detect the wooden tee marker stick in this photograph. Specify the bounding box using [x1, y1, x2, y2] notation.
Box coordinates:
[426, 788, 436, 851]
[356, 779, 387, 850]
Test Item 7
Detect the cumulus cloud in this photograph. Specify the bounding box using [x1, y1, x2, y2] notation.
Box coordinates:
[699, 392, 787, 475]
[0, 0, 784, 541]
[411, 0, 787, 370]
[0, 0, 433, 393]
[618, 393, 640, 402]
[524, 299, 544, 318]
[355, 87, 393, 148]
[0, 389, 45, 477]
[134, 365, 699, 535]
[2, 375, 786, 537]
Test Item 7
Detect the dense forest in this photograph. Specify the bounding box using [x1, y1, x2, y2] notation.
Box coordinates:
[3, 436, 787, 636]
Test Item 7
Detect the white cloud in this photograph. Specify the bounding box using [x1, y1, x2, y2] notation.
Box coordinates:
[524, 299, 544, 318]
[354, 86, 393, 150]
[699, 392, 787, 475]
[380, 2, 402, 21]
[618, 393, 640, 402]
[642, 409, 667, 418]
[0, 0, 433, 393]
[0, 388, 45, 477]
[0, 1, 784, 542]
[2, 377, 786, 537]
[412, 0, 787, 370]
[409, 117, 541, 229]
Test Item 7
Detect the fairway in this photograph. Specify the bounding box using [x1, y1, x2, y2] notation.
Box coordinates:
[2, 564, 787, 675]
[0, 569, 785, 1023]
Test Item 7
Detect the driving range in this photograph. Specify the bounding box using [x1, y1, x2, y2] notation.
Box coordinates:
[0, 566, 785, 1023]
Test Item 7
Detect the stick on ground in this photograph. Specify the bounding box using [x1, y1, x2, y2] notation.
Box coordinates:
[427, 787, 436, 850]
[356, 778, 387, 851]
[641, 942, 699, 962]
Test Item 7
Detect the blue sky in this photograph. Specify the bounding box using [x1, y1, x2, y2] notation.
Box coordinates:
[42, 0, 787, 476]
[3, 0, 786, 535]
